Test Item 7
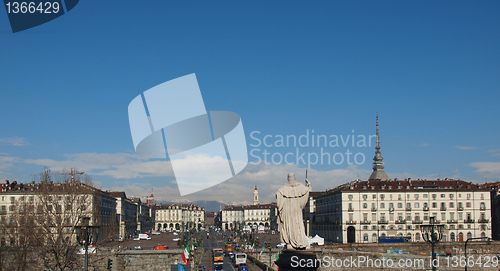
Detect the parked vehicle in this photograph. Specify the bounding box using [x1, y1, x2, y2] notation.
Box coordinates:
[153, 245, 168, 250]
[276, 243, 286, 248]
[134, 246, 143, 250]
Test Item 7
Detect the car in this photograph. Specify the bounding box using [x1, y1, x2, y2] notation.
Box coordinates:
[134, 246, 143, 250]
[228, 251, 234, 260]
[133, 237, 140, 241]
[173, 238, 180, 241]
[213, 264, 224, 271]
[153, 245, 168, 250]
[276, 243, 286, 248]
[238, 264, 249, 271]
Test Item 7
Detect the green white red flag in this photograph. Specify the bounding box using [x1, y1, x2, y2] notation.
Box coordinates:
[182, 243, 190, 264]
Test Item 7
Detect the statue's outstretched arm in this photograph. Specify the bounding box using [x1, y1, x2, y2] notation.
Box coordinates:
[305, 179, 312, 191]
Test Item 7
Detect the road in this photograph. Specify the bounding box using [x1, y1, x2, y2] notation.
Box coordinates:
[199, 231, 261, 271]
[106, 229, 269, 271]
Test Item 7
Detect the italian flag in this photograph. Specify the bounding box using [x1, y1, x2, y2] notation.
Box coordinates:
[258, 248, 264, 260]
[272, 248, 282, 268]
[182, 244, 190, 265]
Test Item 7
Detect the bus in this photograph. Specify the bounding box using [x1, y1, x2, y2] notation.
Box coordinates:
[225, 243, 233, 254]
[213, 248, 224, 262]
[234, 253, 247, 266]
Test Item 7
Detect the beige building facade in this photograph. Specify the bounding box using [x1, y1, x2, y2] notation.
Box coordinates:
[155, 204, 205, 231]
[313, 179, 491, 243]
[312, 116, 492, 243]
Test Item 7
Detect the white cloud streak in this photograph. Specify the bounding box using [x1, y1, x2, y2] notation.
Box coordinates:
[24, 153, 175, 179]
[0, 137, 30, 146]
[104, 163, 374, 204]
[470, 162, 500, 177]
[0, 154, 22, 180]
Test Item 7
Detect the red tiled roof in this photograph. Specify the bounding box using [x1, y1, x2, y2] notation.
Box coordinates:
[480, 182, 500, 189]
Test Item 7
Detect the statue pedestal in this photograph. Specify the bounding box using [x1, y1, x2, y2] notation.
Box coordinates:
[275, 249, 319, 271]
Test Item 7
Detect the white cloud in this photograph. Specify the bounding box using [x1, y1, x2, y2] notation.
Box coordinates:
[456, 146, 479, 150]
[19, 151, 483, 204]
[0, 154, 22, 181]
[0, 137, 30, 146]
[488, 149, 500, 157]
[470, 162, 500, 177]
[107, 163, 373, 205]
[24, 153, 175, 179]
[98, 159, 457, 204]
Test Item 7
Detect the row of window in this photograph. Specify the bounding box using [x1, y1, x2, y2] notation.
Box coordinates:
[1, 195, 101, 202]
[0, 203, 89, 213]
[349, 212, 487, 222]
[349, 193, 484, 201]
[355, 224, 488, 231]
[360, 232, 487, 242]
[348, 201, 486, 210]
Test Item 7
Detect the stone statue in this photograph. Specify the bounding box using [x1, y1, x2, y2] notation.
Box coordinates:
[276, 173, 311, 249]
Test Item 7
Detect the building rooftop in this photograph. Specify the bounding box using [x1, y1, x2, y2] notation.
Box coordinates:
[480, 182, 500, 190]
[0, 180, 116, 199]
[154, 203, 204, 210]
[309, 191, 323, 197]
[315, 178, 490, 199]
[223, 202, 276, 211]
[109, 191, 127, 198]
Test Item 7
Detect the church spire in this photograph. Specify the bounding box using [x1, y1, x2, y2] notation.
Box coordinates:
[368, 115, 389, 181]
[253, 185, 259, 205]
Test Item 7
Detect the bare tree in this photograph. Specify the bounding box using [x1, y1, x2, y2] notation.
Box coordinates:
[0, 168, 118, 271]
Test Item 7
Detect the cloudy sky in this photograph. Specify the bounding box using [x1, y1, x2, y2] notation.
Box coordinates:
[1, 1, 499, 204]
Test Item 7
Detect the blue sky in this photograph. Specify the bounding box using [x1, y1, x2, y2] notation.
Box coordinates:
[1, 1, 499, 204]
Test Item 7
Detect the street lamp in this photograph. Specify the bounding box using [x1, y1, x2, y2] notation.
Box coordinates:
[464, 237, 491, 271]
[421, 216, 444, 271]
[75, 217, 99, 271]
